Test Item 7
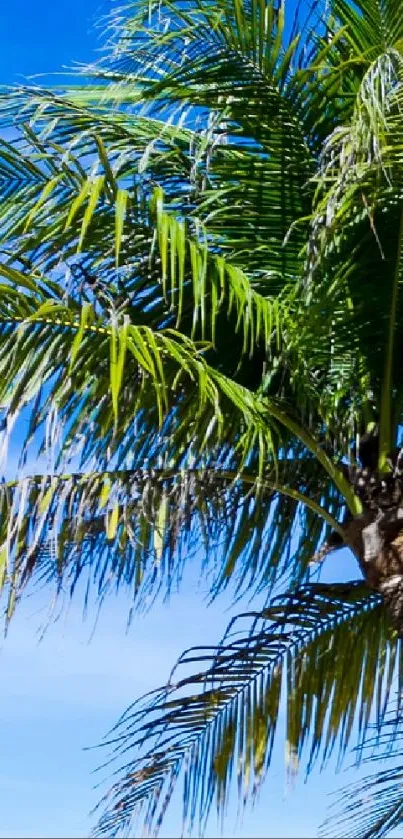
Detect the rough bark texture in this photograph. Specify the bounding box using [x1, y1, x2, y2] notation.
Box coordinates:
[325, 434, 403, 634]
[343, 503, 403, 634]
[362, 526, 403, 632]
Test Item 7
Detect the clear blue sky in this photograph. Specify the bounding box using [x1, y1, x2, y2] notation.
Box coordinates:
[0, 0, 108, 85]
[0, 3, 401, 838]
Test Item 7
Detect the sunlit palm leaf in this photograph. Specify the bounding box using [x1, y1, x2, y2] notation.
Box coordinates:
[0, 267, 358, 626]
[0, 115, 296, 394]
[2, 0, 403, 836]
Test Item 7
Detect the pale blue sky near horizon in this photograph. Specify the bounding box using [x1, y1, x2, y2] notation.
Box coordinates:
[0, 3, 402, 838]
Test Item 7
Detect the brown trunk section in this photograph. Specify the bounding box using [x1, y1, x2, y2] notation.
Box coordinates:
[345, 514, 403, 634]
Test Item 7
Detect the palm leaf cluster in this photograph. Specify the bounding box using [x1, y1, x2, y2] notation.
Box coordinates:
[94, 583, 396, 838]
[0, 458, 340, 614]
[2, 0, 403, 835]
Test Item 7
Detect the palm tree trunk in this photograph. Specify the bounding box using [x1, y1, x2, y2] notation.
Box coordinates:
[345, 508, 403, 633]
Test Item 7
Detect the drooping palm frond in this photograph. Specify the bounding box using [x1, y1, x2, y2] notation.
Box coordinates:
[3, 1, 403, 836]
[92, 582, 399, 838]
[0, 451, 346, 625]
[323, 762, 403, 838]
[0, 208, 364, 620]
[321, 702, 403, 839]
[0, 268, 358, 620]
[0, 105, 300, 406]
[20, 0, 399, 444]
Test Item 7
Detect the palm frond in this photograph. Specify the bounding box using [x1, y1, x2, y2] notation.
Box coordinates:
[321, 698, 403, 839]
[92, 582, 398, 838]
[2, 4, 403, 837]
[297, 47, 403, 445]
[323, 762, 403, 838]
[0, 0, 315, 284]
[0, 453, 345, 625]
[0, 262, 364, 628]
[331, 0, 403, 58]
[0, 104, 297, 397]
[101, 0, 315, 278]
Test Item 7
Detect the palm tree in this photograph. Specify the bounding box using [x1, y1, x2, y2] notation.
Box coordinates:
[1, 0, 403, 834]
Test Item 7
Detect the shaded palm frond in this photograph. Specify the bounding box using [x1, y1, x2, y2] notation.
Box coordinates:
[296, 47, 403, 458]
[93, 582, 398, 838]
[0, 265, 359, 489]
[0, 451, 345, 625]
[321, 699, 403, 839]
[323, 762, 403, 839]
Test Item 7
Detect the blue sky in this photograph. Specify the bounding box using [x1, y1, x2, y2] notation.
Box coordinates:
[0, 0, 107, 85]
[0, 2, 402, 838]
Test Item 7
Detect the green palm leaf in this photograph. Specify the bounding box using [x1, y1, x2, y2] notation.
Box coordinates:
[2, 0, 403, 836]
[0, 453, 345, 625]
[93, 582, 398, 838]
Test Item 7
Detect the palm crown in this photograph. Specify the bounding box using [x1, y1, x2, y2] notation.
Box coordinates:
[2, 0, 403, 835]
